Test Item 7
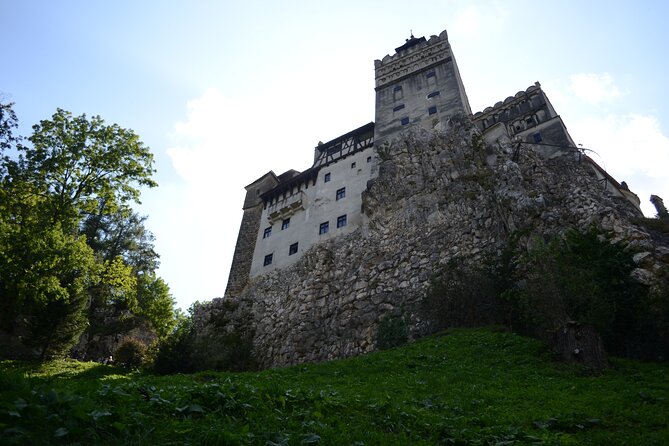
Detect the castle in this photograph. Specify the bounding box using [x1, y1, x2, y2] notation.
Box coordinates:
[225, 29, 641, 297]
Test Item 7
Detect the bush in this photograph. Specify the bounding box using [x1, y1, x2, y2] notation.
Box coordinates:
[152, 315, 196, 374]
[505, 229, 667, 360]
[376, 314, 408, 350]
[193, 331, 257, 372]
[422, 261, 509, 334]
[114, 338, 148, 369]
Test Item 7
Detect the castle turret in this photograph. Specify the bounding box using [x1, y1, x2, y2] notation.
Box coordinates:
[225, 172, 280, 297]
[374, 29, 471, 144]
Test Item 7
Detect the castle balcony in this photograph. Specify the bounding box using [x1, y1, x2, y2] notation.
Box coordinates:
[267, 190, 307, 225]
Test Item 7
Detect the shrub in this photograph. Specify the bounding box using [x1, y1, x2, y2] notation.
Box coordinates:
[422, 261, 509, 334]
[193, 331, 257, 372]
[152, 315, 196, 374]
[505, 229, 667, 360]
[114, 338, 148, 369]
[376, 314, 408, 350]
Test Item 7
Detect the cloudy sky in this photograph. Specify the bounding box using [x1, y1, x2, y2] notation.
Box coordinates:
[3, 0, 668, 310]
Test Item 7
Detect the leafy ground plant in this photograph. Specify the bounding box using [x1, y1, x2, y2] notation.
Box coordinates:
[1, 328, 668, 444]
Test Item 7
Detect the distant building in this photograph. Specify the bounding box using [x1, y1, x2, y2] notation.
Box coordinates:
[225, 29, 640, 296]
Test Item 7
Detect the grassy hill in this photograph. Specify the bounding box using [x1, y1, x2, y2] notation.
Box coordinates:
[1, 328, 667, 445]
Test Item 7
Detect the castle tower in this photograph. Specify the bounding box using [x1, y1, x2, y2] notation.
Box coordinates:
[224, 172, 279, 297]
[374, 30, 471, 144]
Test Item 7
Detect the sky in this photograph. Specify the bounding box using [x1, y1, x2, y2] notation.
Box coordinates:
[3, 0, 669, 311]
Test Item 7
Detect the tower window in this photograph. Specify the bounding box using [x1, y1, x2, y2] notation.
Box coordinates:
[428, 106, 437, 115]
[337, 214, 347, 228]
[263, 254, 273, 266]
[393, 104, 405, 112]
[393, 85, 403, 101]
[351, 162, 356, 169]
[427, 91, 440, 99]
[401, 117, 409, 126]
[324, 172, 331, 183]
[367, 156, 372, 163]
[281, 218, 290, 230]
[533, 132, 543, 143]
[336, 187, 346, 200]
[289, 242, 298, 256]
[263, 227, 272, 238]
[319, 221, 329, 234]
[426, 70, 436, 78]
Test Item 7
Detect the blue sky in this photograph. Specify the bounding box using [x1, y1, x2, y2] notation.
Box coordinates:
[3, 0, 669, 311]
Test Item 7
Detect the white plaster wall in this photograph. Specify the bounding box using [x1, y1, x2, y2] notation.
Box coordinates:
[250, 146, 377, 277]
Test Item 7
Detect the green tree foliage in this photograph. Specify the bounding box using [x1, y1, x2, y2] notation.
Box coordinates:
[0, 103, 175, 359]
[505, 229, 665, 359]
[20, 108, 157, 221]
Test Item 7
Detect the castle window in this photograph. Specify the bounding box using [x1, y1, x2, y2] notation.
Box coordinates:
[263, 254, 273, 266]
[289, 242, 298, 256]
[428, 106, 437, 115]
[393, 85, 403, 101]
[427, 91, 440, 99]
[319, 221, 329, 234]
[324, 172, 331, 183]
[337, 214, 347, 228]
[263, 227, 272, 239]
[427, 70, 437, 87]
[367, 156, 372, 163]
[336, 187, 346, 200]
[533, 132, 543, 143]
[401, 117, 409, 126]
[393, 104, 405, 112]
[281, 218, 290, 230]
[351, 162, 356, 169]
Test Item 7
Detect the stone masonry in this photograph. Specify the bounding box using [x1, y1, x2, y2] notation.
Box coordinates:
[195, 114, 665, 369]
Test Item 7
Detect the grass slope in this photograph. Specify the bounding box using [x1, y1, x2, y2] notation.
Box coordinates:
[1, 328, 667, 445]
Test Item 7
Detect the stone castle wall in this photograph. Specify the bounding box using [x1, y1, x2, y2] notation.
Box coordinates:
[195, 115, 664, 368]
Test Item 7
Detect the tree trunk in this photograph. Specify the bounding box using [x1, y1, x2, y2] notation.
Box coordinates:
[553, 321, 609, 371]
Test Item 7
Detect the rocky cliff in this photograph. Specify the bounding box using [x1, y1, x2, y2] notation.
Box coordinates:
[194, 114, 666, 368]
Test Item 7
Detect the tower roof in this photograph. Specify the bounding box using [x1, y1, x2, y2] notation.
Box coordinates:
[394, 34, 426, 53]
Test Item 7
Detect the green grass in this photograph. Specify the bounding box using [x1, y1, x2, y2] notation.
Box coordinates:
[1, 328, 668, 445]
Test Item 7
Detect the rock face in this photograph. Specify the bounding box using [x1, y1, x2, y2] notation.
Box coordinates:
[194, 114, 666, 369]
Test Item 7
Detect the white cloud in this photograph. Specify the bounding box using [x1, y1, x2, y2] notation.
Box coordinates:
[569, 73, 625, 105]
[453, 2, 508, 37]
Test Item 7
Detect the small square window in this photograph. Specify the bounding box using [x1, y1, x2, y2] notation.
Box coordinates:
[336, 187, 345, 200]
[426, 70, 436, 78]
[263, 227, 272, 239]
[367, 156, 372, 163]
[263, 254, 273, 266]
[319, 221, 329, 234]
[401, 117, 409, 126]
[393, 104, 405, 112]
[289, 242, 298, 256]
[324, 172, 331, 183]
[427, 91, 440, 99]
[533, 132, 543, 143]
[428, 106, 437, 115]
[351, 162, 356, 169]
[393, 85, 402, 91]
[281, 218, 290, 230]
[337, 214, 347, 228]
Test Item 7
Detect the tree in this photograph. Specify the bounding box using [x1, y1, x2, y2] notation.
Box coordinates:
[0, 106, 171, 359]
[20, 108, 157, 223]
